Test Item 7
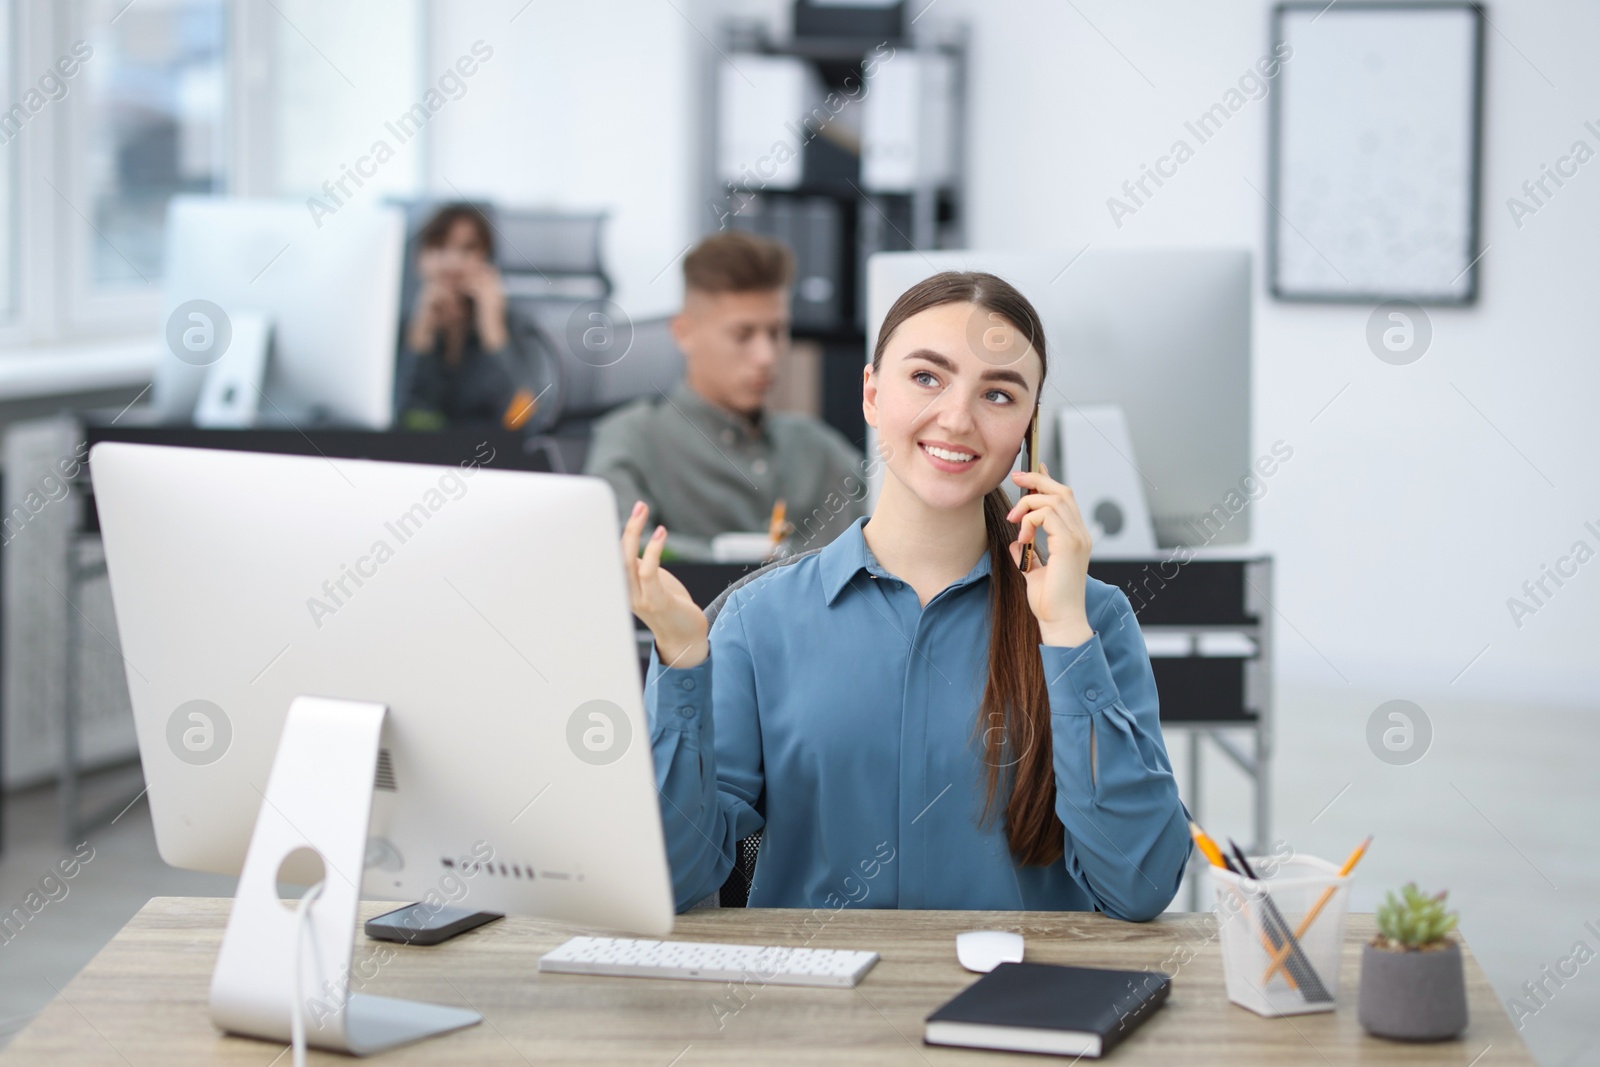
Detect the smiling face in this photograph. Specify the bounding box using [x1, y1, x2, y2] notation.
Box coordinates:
[864, 300, 1043, 513]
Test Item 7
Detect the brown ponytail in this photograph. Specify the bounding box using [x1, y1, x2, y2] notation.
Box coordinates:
[871, 271, 1063, 866]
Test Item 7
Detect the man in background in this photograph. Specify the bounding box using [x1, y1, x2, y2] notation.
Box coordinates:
[585, 231, 866, 560]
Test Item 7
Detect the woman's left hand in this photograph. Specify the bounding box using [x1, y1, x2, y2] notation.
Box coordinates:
[1007, 463, 1096, 647]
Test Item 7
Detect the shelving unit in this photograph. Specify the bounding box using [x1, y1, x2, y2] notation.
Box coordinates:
[706, 16, 969, 450]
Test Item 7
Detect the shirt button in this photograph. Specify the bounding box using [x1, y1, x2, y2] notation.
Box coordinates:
[752, 458, 769, 475]
[720, 429, 735, 444]
[1085, 688, 1099, 700]
[680, 677, 696, 691]
[679, 705, 696, 719]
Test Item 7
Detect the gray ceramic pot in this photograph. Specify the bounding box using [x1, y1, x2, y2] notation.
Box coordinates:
[1358, 940, 1469, 1041]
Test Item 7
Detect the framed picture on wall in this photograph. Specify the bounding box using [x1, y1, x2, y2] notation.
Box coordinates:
[1268, 2, 1486, 304]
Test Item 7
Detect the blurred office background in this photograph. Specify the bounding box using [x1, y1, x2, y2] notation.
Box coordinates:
[0, 1, 1595, 1062]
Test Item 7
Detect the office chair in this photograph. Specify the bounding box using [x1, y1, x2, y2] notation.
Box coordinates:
[512, 302, 686, 474]
[393, 201, 612, 310]
[692, 547, 824, 909]
[515, 302, 683, 420]
[492, 209, 612, 302]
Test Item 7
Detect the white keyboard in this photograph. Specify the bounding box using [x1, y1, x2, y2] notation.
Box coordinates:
[538, 935, 879, 988]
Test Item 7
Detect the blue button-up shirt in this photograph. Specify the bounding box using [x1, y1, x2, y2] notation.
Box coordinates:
[646, 517, 1191, 920]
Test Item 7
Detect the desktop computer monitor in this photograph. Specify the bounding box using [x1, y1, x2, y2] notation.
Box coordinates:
[866, 249, 1253, 548]
[89, 442, 674, 1051]
[152, 196, 405, 429]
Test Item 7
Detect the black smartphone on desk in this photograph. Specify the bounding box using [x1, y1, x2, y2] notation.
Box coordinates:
[365, 904, 503, 945]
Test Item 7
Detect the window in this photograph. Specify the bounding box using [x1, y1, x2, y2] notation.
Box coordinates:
[0, 0, 422, 348]
[75, 0, 228, 289]
[0, 0, 17, 324]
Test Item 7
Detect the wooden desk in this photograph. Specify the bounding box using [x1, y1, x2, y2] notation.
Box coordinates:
[2, 898, 1528, 1065]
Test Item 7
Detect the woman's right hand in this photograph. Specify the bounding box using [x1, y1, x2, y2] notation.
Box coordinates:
[406, 280, 456, 352]
[622, 501, 709, 669]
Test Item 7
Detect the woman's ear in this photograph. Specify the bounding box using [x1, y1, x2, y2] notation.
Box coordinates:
[861, 364, 879, 429]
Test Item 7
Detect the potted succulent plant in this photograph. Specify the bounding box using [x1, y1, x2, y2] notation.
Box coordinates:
[1358, 883, 1469, 1041]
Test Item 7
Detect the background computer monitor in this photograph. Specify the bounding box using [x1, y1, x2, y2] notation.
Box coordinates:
[89, 442, 673, 935]
[866, 249, 1253, 548]
[153, 196, 405, 429]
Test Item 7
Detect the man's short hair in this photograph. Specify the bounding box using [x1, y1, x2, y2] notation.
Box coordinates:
[683, 231, 794, 295]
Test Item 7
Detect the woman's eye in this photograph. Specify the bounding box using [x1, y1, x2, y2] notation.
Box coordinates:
[985, 389, 1015, 404]
[912, 371, 939, 387]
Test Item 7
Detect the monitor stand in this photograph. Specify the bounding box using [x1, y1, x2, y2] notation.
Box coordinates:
[208, 696, 481, 1055]
[194, 312, 271, 429]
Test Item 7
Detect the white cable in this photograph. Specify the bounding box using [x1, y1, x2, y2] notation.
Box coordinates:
[291, 880, 325, 1067]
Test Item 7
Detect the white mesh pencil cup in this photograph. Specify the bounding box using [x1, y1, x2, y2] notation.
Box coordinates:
[1210, 855, 1352, 1017]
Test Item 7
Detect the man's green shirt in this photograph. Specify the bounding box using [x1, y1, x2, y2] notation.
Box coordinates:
[584, 382, 869, 559]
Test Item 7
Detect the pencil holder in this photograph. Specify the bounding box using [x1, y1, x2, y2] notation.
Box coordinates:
[1210, 855, 1352, 1017]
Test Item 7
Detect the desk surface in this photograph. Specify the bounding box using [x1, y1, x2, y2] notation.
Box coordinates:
[2, 898, 1526, 1065]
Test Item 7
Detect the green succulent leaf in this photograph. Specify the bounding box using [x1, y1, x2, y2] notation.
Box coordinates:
[1375, 882, 1460, 947]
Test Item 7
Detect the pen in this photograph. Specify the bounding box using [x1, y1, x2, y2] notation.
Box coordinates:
[1229, 839, 1331, 1002]
[1226, 840, 1254, 878]
[1261, 834, 1372, 984]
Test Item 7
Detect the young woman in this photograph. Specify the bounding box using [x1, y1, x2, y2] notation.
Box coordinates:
[623, 271, 1190, 920]
[397, 204, 548, 430]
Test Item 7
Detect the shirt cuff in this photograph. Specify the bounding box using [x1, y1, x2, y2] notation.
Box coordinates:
[1040, 636, 1119, 716]
[647, 649, 712, 734]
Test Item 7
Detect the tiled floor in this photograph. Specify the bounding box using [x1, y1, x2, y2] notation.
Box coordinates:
[0, 763, 234, 1044]
[0, 682, 1595, 1064]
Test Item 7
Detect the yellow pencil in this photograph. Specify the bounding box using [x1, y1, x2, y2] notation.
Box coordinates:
[1188, 821, 1228, 869]
[768, 499, 788, 550]
[1261, 835, 1371, 984]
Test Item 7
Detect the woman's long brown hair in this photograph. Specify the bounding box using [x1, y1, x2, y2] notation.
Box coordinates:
[870, 271, 1063, 866]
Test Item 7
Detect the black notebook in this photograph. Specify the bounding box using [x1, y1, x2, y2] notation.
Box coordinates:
[924, 962, 1171, 1058]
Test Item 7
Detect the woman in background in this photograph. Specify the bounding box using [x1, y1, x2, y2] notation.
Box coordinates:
[397, 204, 535, 429]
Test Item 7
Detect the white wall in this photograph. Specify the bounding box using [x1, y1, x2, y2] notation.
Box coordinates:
[425, 0, 699, 318]
[929, 0, 1600, 708]
[272, 0, 427, 200]
[431, 0, 1600, 709]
